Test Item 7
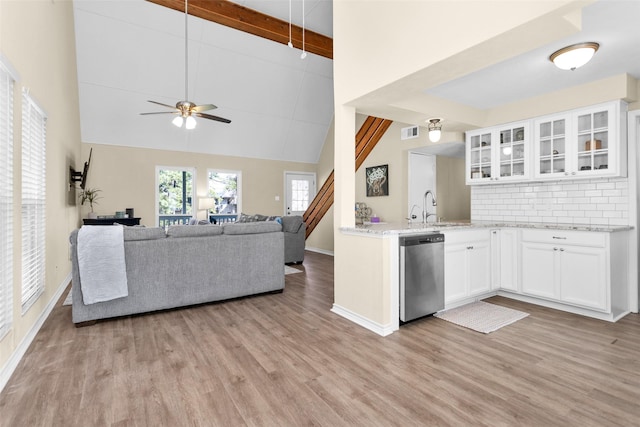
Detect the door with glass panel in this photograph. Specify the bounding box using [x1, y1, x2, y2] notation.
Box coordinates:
[497, 122, 529, 181]
[535, 115, 569, 178]
[574, 105, 613, 175]
[467, 130, 493, 183]
[285, 172, 316, 216]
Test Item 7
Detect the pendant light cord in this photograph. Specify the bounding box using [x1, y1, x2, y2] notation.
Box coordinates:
[301, 0, 306, 58]
[288, 0, 292, 47]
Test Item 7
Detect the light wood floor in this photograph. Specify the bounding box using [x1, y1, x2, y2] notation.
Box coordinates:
[1, 251, 640, 426]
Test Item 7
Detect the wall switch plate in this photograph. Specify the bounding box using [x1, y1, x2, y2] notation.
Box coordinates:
[275, 196, 280, 201]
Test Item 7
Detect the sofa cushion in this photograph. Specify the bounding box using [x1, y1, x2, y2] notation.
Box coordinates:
[237, 212, 270, 223]
[123, 227, 166, 241]
[167, 224, 223, 238]
[223, 222, 282, 235]
[281, 215, 304, 233]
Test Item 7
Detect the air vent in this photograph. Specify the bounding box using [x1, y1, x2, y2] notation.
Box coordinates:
[401, 125, 419, 140]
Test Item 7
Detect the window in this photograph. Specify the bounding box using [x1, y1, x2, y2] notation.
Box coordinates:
[21, 89, 47, 313]
[156, 167, 195, 226]
[0, 59, 15, 338]
[207, 170, 241, 223]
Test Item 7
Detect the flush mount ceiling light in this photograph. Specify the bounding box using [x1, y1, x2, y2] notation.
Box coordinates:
[427, 118, 442, 142]
[549, 42, 599, 71]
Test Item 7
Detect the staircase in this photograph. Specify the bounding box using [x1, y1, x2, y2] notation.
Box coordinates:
[303, 116, 393, 238]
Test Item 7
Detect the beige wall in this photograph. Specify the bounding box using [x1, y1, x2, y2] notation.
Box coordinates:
[436, 157, 470, 222]
[0, 1, 81, 371]
[355, 119, 470, 224]
[305, 120, 335, 253]
[81, 143, 317, 226]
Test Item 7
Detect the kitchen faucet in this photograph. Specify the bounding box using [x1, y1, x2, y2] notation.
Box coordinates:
[406, 204, 420, 224]
[422, 190, 437, 224]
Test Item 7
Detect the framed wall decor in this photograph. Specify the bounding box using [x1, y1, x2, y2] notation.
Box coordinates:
[366, 164, 389, 197]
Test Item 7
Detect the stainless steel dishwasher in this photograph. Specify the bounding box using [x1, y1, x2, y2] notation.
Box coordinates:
[399, 233, 445, 323]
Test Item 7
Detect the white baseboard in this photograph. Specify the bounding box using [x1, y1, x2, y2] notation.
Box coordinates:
[331, 304, 396, 336]
[305, 246, 334, 257]
[0, 273, 71, 393]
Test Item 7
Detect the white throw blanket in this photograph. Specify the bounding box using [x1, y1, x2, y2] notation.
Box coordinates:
[77, 225, 128, 304]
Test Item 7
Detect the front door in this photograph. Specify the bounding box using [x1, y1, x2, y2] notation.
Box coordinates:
[285, 172, 316, 216]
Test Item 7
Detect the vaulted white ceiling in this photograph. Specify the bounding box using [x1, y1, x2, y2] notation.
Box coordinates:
[74, 0, 639, 165]
[73, 0, 333, 164]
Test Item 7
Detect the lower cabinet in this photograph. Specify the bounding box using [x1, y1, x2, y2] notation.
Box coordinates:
[444, 229, 491, 305]
[438, 226, 627, 320]
[521, 229, 608, 312]
[492, 228, 519, 292]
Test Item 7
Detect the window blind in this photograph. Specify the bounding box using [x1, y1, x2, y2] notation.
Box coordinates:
[21, 90, 46, 314]
[0, 61, 14, 338]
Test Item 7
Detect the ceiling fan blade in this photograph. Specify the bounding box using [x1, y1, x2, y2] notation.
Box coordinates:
[140, 111, 178, 115]
[194, 112, 231, 124]
[192, 104, 217, 113]
[147, 100, 178, 109]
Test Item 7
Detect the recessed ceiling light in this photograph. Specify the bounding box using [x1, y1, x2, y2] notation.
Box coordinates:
[549, 42, 599, 71]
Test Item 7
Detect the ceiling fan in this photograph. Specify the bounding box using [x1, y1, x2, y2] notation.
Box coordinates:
[140, 0, 231, 128]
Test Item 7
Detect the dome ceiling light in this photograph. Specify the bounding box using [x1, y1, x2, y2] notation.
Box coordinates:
[549, 42, 599, 71]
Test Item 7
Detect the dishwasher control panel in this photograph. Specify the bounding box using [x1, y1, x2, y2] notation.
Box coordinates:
[399, 233, 445, 246]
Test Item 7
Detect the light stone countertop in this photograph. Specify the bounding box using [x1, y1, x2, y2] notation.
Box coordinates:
[340, 220, 632, 236]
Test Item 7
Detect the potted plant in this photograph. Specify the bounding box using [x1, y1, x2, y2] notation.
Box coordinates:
[79, 187, 102, 219]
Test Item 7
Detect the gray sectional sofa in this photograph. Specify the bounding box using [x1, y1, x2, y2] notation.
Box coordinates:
[69, 222, 284, 324]
[235, 213, 306, 264]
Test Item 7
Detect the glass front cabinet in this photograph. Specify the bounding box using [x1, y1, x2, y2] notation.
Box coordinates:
[534, 101, 626, 179]
[467, 101, 627, 185]
[466, 121, 530, 185]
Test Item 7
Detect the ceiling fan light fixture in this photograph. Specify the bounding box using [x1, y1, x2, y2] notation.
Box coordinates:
[427, 118, 442, 142]
[172, 116, 184, 127]
[549, 42, 599, 71]
[185, 115, 197, 130]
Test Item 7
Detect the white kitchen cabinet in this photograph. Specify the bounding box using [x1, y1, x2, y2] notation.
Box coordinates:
[492, 228, 519, 292]
[520, 229, 608, 311]
[521, 241, 560, 300]
[466, 101, 627, 185]
[466, 121, 530, 185]
[444, 229, 491, 304]
[533, 101, 627, 179]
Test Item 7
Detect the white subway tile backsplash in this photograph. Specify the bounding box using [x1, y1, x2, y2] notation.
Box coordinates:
[471, 176, 631, 226]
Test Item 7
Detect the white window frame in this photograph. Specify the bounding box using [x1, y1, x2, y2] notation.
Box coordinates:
[155, 166, 196, 227]
[206, 169, 242, 221]
[21, 88, 47, 314]
[0, 56, 17, 338]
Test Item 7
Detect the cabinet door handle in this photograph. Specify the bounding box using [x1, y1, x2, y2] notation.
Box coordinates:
[560, 248, 565, 252]
[571, 172, 576, 175]
[554, 247, 558, 251]
[552, 236, 567, 240]
[467, 246, 474, 250]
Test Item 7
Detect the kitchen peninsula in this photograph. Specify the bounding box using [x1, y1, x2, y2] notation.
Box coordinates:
[335, 221, 631, 336]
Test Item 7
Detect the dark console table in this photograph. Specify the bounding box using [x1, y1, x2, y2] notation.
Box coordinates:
[83, 217, 141, 226]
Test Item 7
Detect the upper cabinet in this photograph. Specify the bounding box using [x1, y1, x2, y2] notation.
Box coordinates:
[534, 101, 627, 179]
[467, 101, 627, 185]
[466, 121, 530, 185]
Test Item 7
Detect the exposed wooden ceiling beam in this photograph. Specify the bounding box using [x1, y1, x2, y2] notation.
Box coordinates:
[146, 0, 333, 59]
